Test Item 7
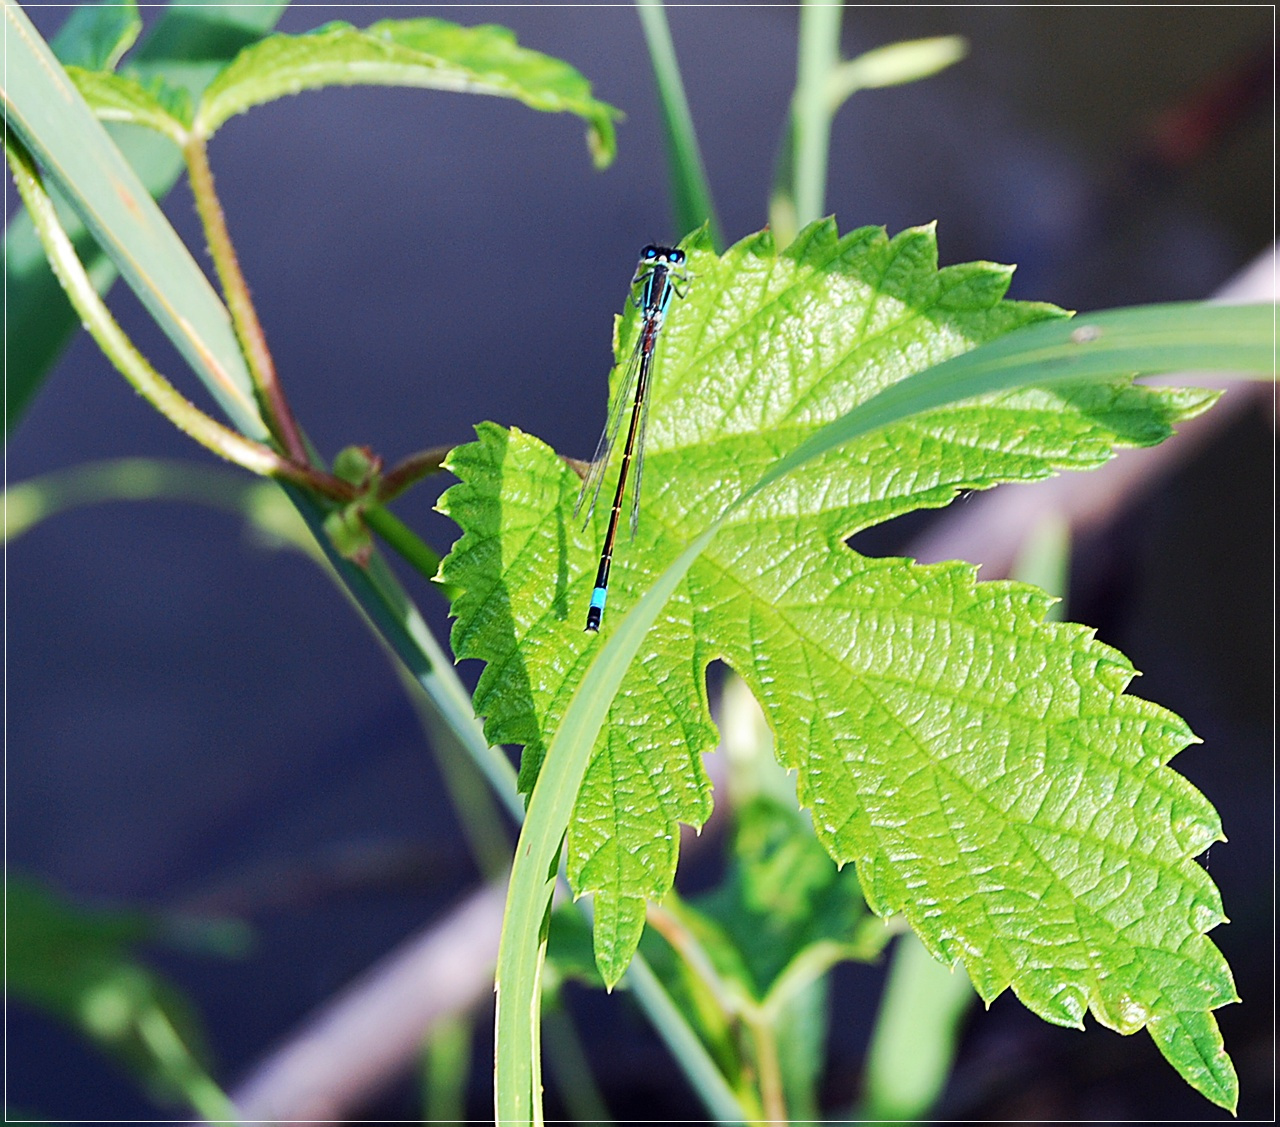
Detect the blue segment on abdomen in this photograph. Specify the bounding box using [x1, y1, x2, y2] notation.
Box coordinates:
[590, 587, 608, 611]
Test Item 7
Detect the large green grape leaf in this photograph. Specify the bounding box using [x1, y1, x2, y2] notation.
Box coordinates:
[438, 222, 1237, 1106]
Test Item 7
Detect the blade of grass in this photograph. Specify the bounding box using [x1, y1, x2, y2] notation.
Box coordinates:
[635, 0, 722, 247]
[2, 457, 282, 541]
[494, 298, 1272, 1124]
[2, 0, 266, 438]
[859, 933, 974, 1120]
[790, 0, 841, 231]
[1009, 513, 1071, 623]
[3, 0, 288, 437]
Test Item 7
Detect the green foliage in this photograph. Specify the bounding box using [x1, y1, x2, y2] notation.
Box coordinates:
[828, 36, 969, 104]
[693, 797, 876, 986]
[656, 797, 883, 1114]
[65, 66, 190, 142]
[6, 878, 237, 1118]
[441, 221, 1238, 1107]
[63, 16, 622, 167]
[49, 0, 139, 71]
[193, 18, 620, 164]
[3, 0, 288, 436]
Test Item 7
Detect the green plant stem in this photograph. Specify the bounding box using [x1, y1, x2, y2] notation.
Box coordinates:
[743, 1012, 786, 1126]
[183, 132, 307, 462]
[4, 1, 289, 439]
[541, 1000, 614, 1126]
[622, 953, 748, 1123]
[651, 902, 790, 1123]
[364, 506, 444, 584]
[647, 902, 741, 1019]
[635, 0, 722, 246]
[791, 1, 842, 229]
[4, 132, 354, 502]
[859, 933, 974, 1120]
[134, 1006, 240, 1121]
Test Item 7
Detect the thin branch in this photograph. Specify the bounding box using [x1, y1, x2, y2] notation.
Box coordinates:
[184, 132, 308, 462]
[378, 444, 455, 502]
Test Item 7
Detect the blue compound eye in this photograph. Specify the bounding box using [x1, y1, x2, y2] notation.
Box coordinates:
[670, 250, 686, 265]
[641, 246, 659, 260]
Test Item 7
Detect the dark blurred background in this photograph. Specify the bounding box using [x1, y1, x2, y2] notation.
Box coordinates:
[7, 2, 1273, 1121]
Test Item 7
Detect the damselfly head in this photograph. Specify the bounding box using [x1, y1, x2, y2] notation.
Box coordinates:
[639, 245, 685, 267]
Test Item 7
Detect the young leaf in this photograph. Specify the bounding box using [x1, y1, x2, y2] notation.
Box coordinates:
[193, 17, 621, 166]
[66, 66, 191, 144]
[689, 796, 874, 1001]
[441, 222, 1239, 1105]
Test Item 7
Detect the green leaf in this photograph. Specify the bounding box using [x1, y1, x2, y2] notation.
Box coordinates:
[1147, 1008, 1238, 1111]
[193, 18, 620, 167]
[2, 0, 267, 440]
[50, 0, 141, 71]
[693, 797, 871, 1001]
[4, 0, 288, 437]
[66, 66, 191, 143]
[828, 36, 968, 108]
[6, 877, 237, 1119]
[635, 1, 722, 246]
[443, 221, 1246, 1103]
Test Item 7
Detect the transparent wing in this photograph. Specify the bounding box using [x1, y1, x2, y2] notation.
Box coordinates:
[575, 333, 644, 527]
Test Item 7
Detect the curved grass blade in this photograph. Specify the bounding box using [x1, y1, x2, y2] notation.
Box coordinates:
[2, 0, 265, 438]
[634, 0, 722, 246]
[3, 0, 288, 437]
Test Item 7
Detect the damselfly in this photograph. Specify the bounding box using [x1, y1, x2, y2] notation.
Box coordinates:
[576, 245, 690, 632]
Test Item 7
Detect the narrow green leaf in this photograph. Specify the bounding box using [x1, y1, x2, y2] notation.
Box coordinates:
[1, 457, 293, 543]
[3, 0, 287, 437]
[194, 17, 620, 168]
[1010, 513, 1071, 622]
[2, 0, 266, 438]
[447, 221, 1262, 1111]
[635, 0, 722, 247]
[49, 0, 140, 71]
[828, 36, 968, 108]
[66, 66, 190, 144]
[861, 933, 974, 1120]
